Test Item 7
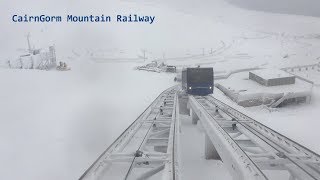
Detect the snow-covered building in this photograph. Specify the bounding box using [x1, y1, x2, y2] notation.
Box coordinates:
[249, 69, 295, 86]
[8, 46, 57, 70]
[216, 69, 313, 107]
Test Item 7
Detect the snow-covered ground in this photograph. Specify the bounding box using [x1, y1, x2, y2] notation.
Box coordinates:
[213, 87, 320, 154]
[218, 71, 312, 95]
[1, 0, 320, 179]
[0, 60, 175, 179]
[290, 67, 320, 85]
[248, 88, 320, 153]
[179, 114, 232, 180]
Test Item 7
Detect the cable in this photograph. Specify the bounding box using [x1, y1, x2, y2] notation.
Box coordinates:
[124, 96, 165, 180]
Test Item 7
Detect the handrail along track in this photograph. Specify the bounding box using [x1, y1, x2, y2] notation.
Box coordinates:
[79, 86, 179, 180]
[190, 95, 320, 180]
[79, 84, 320, 180]
[207, 96, 320, 179]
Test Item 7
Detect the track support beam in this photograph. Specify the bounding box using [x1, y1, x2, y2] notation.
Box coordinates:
[205, 134, 221, 160]
[190, 108, 199, 125]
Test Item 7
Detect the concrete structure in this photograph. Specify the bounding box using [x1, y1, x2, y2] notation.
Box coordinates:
[79, 87, 179, 180]
[80, 89, 320, 180]
[249, 69, 295, 86]
[190, 108, 199, 125]
[188, 95, 320, 180]
[205, 135, 221, 160]
[216, 70, 312, 107]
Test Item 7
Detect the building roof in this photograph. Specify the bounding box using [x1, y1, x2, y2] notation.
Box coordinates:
[217, 71, 311, 96]
[250, 69, 295, 80]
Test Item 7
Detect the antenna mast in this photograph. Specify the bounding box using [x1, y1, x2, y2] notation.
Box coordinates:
[26, 33, 32, 53]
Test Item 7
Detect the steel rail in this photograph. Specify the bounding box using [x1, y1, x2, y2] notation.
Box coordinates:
[191, 96, 267, 180]
[208, 96, 320, 160]
[124, 111, 159, 180]
[124, 89, 178, 180]
[204, 95, 320, 179]
[79, 85, 178, 180]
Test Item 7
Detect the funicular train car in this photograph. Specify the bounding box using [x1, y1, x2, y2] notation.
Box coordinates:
[182, 67, 214, 95]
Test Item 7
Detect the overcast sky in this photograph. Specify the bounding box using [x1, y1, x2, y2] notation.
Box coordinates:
[226, 0, 320, 17]
[1, 0, 319, 60]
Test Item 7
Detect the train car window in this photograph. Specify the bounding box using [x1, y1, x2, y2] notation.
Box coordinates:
[188, 69, 213, 83]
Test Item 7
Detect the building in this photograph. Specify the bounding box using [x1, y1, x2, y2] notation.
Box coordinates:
[215, 69, 312, 107]
[166, 66, 176, 73]
[8, 46, 57, 70]
[249, 69, 295, 86]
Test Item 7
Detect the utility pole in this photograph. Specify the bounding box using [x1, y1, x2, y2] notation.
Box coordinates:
[142, 49, 147, 62]
[7, 60, 11, 68]
[26, 33, 32, 54]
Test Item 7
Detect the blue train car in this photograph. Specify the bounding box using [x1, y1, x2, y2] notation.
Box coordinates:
[182, 67, 214, 95]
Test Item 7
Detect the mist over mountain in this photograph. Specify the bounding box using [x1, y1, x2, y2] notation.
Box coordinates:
[226, 0, 320, 17]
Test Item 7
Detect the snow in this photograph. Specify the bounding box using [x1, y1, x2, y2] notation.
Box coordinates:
[179, 114, 232, 180]
[0, 60, 175, 180]
[213, 87, 320, 154]
[1, 0, 320, 179]
[217, 71, 312, 95]
[250, 69, 294, 80]
[289, 66, 320, 85]
[245, 86, 320, 154]
[9, 51, 54, 69]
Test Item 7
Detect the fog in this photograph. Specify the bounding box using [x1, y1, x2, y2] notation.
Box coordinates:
[226, 0, 320, 17]
[1, 0, 320, 179]
[2, 0, 320, 61]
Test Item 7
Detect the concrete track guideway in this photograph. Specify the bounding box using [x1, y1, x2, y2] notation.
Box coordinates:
[80, 85, 320, 180]
[79, 86, 180, 180]
[189, 95, 320, 180]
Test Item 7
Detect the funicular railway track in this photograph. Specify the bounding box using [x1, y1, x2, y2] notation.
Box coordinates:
[79, 84, 320, 180]
[190, 95, 320, 180]
[79, 86, 179, 180]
